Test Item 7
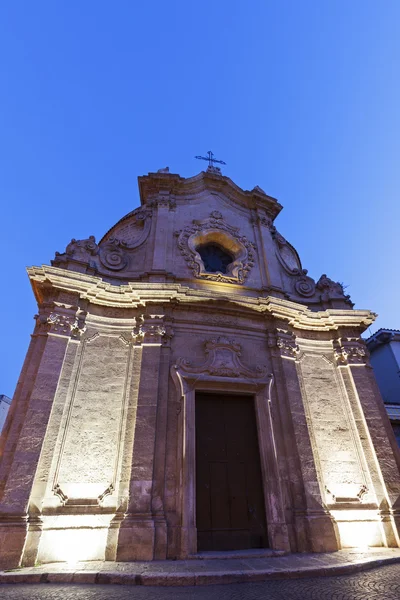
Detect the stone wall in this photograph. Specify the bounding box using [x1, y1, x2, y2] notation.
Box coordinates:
[1, 285, 399, 568]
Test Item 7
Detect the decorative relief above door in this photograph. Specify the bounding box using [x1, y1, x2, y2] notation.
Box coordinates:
[176, 335, 268, 379]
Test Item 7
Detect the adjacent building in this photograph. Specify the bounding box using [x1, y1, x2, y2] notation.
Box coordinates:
[366, 329, 400, 445]
[1, 166, 400, 569]
[0, 395, 11, 434]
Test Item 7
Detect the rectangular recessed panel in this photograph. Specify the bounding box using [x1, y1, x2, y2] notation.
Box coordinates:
[195, 393, 268, 551]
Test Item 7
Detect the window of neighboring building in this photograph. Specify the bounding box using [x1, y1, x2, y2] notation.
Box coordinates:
[392, 423, 400, 447]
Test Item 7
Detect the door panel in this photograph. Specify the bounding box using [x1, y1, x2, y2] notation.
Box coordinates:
[195, 393, 268, 551]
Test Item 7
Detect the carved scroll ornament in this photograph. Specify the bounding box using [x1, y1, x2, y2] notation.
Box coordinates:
[273, 229, 302, 275]
[271, 228, 318, 298]
[99, 238, 128, 271]
[52, 208, 153, 273]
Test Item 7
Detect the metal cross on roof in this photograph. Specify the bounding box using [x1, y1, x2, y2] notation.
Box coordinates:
[195, 150, 226, 174]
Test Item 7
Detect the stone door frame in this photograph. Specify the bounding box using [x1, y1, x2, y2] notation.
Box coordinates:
[171, 367, 290, 557]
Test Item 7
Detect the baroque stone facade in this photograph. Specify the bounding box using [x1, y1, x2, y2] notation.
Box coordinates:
[1, 168, 400, 568]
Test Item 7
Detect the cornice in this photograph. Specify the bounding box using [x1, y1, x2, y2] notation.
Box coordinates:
[259, 298, 376, 331]
[27, 265, 376, 332]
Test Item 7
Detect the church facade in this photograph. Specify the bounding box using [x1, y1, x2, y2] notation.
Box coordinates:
[1, 167, 400, 568]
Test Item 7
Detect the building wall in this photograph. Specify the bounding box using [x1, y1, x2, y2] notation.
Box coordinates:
[366, 331, 400, 448]
[1, 291, 398, 567]
[390, 341, 400, 375]
[1, 169, 400, 568]
[369, 343, 400, 404]
[0, 395, 11, 433]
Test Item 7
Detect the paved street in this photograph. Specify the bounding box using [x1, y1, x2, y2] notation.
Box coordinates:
[1, 563, 400, 600]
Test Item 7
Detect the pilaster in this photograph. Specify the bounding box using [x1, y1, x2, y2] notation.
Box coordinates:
[334, 337, 400, 547]
[150, 192, 175, 278]
[252, 212, 284, 290]
[0, 328, 43, 488]
[267, 327, 339, 552]
[0, 301, 86, 569]
[116, 310, 171, 560]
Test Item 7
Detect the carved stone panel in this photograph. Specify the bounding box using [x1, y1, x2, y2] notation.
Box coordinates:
[297, 352, 368, 504]
[55, 333, 131, 502]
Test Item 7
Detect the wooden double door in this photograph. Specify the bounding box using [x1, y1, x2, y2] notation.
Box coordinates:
[195, 393, 268, 551]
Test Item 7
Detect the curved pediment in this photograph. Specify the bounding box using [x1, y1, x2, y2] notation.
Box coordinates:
[49, 169, 354, 309]
[138, 169, 283, 220]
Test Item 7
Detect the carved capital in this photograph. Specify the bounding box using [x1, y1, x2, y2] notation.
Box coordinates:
[33, 312, 51, 335]
[269, 329, 299, 359]
[148, 192, 176, 210]
[259, 215, 272, 228]
[333, 338, 369, 366]
[34, 305, 87, 339]
[70, 313, 87, 338]
[251, 211, 273, 228]
[132, 314, 173, 345]
[48, 312, 71, 333]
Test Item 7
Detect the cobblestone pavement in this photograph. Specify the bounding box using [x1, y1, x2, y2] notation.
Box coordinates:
[1, 563, 400, 600]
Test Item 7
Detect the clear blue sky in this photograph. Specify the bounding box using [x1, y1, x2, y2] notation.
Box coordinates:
[1, 2, 399, 397]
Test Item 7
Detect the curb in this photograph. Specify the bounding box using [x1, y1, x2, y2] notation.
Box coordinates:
[1, 555, 400, 586]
